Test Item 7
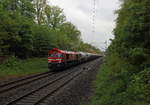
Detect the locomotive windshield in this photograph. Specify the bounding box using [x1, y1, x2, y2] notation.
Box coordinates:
[49, 53, 64, 57]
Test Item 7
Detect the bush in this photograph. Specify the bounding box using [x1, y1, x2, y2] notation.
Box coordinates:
[2, 56, 19, 67]
[127, 68, 150, 105]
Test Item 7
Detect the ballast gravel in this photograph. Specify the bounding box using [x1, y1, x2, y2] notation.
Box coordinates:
[39, 58, 102, 105]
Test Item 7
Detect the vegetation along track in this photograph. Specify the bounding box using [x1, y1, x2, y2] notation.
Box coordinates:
[0, 59, 99, 105]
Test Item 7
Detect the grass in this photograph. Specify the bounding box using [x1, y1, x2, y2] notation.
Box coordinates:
[90, 64, 113, 105]
[91, 63, 129, 105]
[0, 57, 48, 80]
[90, 62, 150, 105]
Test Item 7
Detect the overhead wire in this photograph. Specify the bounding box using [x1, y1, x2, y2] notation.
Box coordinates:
[90, 0, 97, 46]
[92, 0, 96, 34]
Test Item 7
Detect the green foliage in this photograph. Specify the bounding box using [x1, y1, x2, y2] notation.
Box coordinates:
[32, 25, 57, 56]
[0, 0, 101, 80]
[0, 57, 48, 80]
[92, 0, 150, 105]
[3, 56, 19, 67]
[78, 42, 101, 54]
[129, 48, 149, 66]
[0, 0, 101, 58]
[0, 12, 33, 58]
[127, 68, 150, 105]
[45, 5, 66, 29]
[0, 0, 34, 58]
[33, 0, 47, 24]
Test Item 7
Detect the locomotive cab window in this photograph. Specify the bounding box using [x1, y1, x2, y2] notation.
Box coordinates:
[49, 54, 54, 57]
[49, 53, 64, 58]
[56, 53, 61, 57]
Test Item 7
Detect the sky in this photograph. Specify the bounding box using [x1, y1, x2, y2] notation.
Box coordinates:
[50, 0, 120, 51]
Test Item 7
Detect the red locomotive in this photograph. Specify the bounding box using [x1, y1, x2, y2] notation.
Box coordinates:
[48, 48, 100, 71]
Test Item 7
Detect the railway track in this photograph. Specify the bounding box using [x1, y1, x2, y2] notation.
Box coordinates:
[0, 68, 77, 105]
[38, 58, 101, 105]
[0, 72, 54, 93]
[0, 59, 100, 105]
[0, 72, 50, 86]
[9, 69, 84, 105]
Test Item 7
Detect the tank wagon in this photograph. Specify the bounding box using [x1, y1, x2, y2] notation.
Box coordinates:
[48, 48, 101, 71]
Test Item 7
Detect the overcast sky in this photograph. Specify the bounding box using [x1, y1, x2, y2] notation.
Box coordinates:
[50, 0, 120, 51]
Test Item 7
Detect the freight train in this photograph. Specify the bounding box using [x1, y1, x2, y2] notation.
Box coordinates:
[48, 48, 101, 71]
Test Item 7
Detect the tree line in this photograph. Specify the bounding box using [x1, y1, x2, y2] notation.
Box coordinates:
[93, 0, 150, 105]
[0, 0, 100, 59]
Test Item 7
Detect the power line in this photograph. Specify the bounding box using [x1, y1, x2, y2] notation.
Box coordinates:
[92, 0, 96, 34]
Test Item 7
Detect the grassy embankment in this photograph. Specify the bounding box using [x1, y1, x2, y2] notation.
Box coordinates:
[0, 57, 48, 80]
[91, 64, 113, 105]
[91, 63, 150, 105]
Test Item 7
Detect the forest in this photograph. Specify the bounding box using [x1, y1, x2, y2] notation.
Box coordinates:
[92, 0, 150, 105]
[0, 0, 100, 60]
[0, 0, 101, 79]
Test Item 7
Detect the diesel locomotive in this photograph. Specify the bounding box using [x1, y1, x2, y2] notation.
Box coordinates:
[48, 48, 101, 71]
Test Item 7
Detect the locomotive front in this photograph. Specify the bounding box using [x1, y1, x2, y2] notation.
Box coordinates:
[48, 48, 65, 70]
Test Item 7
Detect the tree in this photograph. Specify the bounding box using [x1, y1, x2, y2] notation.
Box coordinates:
[32, 25, 57, 56]
[33, 0, 47, 24]
[58, 22, 81, 50]
[0, 0, 35, 58]
[44, 5, 66, 29]
[92, 0, 150, 105]
[19, 0, 35, 19]
[1, 0, 35, 19]
[0, 0, 100, 58]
